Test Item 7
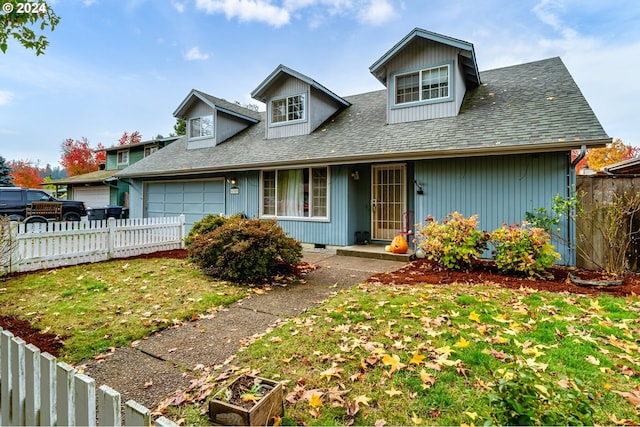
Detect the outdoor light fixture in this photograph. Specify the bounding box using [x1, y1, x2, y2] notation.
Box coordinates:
[414, 179, 424, 195]
[351, 171, 360, 181]
[227, 177, 237, 185]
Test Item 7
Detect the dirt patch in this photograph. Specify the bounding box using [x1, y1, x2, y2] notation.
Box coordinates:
[0, 315, 64, 357]
[367, 259, 640, 298]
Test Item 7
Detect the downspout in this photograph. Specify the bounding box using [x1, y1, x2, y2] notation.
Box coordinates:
[567, 145, 586, 266]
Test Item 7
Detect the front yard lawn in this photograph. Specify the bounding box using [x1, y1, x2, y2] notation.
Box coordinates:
[164, 281, 640, 426]
[0, 257, 248, 362]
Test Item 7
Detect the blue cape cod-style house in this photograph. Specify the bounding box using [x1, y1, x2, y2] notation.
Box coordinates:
[116, 28, 610, 265]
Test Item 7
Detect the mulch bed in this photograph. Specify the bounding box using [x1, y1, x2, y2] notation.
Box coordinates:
[2, 250, 639, 358]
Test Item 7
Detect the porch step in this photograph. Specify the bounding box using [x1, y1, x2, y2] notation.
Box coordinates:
[336, 245, 414, 262]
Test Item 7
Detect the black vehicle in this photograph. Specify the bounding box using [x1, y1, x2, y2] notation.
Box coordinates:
[0, 187, 87, 221]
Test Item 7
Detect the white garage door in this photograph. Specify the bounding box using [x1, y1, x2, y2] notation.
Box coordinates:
[146, 180, 225, 232]
[73, 186, 110, 208]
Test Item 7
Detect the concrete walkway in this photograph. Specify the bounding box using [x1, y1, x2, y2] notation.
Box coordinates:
[80, 252, 407, 410]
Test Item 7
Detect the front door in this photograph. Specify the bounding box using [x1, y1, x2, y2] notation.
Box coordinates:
[371, 164, 406, 240]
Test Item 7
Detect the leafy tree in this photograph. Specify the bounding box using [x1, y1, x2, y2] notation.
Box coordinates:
[171, 118, 186, 136]
[0, 0, 60, 55]
[0, 156, 14, 186]
[9, 159, 43, 187]
[582, 139, 639, 171]
[60, 137, 100, 176]
[118, 131, 142, 146]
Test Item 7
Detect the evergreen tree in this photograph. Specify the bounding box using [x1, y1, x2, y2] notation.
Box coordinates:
[0, 156, 14, 186]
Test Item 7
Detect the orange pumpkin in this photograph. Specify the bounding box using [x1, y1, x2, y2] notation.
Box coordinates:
[390, 235, 408, 254]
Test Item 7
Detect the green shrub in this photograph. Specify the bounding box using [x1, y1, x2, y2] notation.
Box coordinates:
[185, 213, 243, 248]
[416, 212, 488, 270]
[490, 222, 560, 278]
[188, 217, 302, 283]
[488, 368, 595, 426]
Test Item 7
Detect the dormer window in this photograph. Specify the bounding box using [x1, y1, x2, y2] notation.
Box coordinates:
[189, 115, 214, 139]
[394, 64, 450, 105]
[271, 94, 305, 124]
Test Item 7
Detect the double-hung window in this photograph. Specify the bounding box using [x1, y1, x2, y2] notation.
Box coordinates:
[270, 94, 305, 124]
[117, 149, 129, 166]
[144, 145, 158, 157]
[395, 64, 450, 105]
[189, 115, 214, 139]
[262, 167, 328, 219]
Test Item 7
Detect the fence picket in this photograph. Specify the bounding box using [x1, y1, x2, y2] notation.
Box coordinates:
[39, 352, 57, 426]
[56, 362, 75, 426]
[25, 344, 41, 426]
[74, 374, 96, 426]
[11, 337, 26, 426]
[124, 399, 150, 427]
[98, 385, 121, 427]
[1, 330, 14, 425]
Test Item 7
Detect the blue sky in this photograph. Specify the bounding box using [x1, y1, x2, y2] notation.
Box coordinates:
[1, 0, 639, 169]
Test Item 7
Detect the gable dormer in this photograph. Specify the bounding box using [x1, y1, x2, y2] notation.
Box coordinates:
[369, 28, 481, 125]
[251, 65, 350, 140]
[174, 89, 261, 150]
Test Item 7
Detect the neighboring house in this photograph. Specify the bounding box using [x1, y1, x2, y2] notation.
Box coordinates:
[51, 136, 178, 208]
[116, 28, 610, 265]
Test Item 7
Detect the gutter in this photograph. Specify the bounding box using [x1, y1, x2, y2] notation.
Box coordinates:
[116, 139, 611, 180]
[570, 145, 587, 168]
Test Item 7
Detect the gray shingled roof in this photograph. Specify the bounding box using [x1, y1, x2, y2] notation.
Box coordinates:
[117, 57, 610, 179]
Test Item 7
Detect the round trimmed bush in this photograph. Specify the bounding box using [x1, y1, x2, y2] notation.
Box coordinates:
[188, 217, 302, 283]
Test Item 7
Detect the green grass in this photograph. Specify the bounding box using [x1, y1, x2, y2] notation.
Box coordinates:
[0, 258, 248, 362]
[169, 282, 640, 426]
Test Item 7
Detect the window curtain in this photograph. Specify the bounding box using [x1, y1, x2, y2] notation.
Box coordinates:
[277, 169, 304, 216]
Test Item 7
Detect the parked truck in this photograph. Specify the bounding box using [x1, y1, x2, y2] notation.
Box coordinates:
[0, 187, 87, 223]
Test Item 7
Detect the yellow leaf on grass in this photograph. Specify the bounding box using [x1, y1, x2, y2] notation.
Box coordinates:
[308, 392, 324, 408]
[468, 311, 481, 323]
[319, 366, 343, 381]
[465, 411, 478, 420]
[454, 337, 470, 348]
[382, 354, 406, 373]
[354, 395, 371, 406]
[409, 351, 425, 365]
[420, 369, 436, 389]
[384, 387, 402, 397]
[585, 355, 600, 365]
[411, 412, 423, 425]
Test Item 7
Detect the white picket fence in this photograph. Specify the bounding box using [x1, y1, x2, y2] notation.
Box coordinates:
[2, 216, 186, 273]
[0, 328, 178, 426]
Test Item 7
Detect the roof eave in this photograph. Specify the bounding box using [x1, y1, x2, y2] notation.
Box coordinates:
[117, 138, 610, 179]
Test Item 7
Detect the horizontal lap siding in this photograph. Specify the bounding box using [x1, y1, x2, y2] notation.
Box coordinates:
[414, 153, 573, 264]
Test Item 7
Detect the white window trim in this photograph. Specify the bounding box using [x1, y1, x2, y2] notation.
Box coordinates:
[188, 114, 215, 140]
[117, 149, 129, 165]
[391, 62, 453, 108]
[259, 166, 330, 222]
[268, 93, 307, 127]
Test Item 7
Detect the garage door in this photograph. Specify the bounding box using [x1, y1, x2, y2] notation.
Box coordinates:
[73, 186, 110, 208]
[146, 180, 225, 232]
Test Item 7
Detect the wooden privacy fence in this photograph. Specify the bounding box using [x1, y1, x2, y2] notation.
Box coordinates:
[2, 216, 185, 273]
[0, 328, 177, 426]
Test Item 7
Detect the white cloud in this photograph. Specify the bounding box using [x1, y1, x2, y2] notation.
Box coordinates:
[82, 0, 98, 6]
[0, 90, 14, 106]
[185, 46, 210, 61]
[172, 1, 186, 13]
[195, 0, 396, 27]
[357, 0, 396, 25]
[195, 0, 290, 27]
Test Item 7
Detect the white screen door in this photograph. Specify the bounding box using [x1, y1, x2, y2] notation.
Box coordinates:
[371, 164, 406, 240]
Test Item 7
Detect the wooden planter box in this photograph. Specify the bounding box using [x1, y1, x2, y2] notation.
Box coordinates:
[209, 375, 283, 426]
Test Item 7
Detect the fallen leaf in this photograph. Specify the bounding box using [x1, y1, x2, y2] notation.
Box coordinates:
[354, 395, 371, 406]
[468, 311, 481, 323]
[308, 391, 324, 408]
[585, 355, 600, 366]
[384, 387, 402, 397]
[144, 380, 153, 389]
[411, 412, 423, 425]
[242, 393, 261, 404]
[319, 365, 344, 381]
[409, 351, 425, 365]
[454, 337, 470, 348]
[382, 354, 406, 373]
[612, 389, 640, 407]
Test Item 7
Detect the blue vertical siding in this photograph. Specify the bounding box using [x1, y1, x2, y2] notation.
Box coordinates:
[413, 152, 573, 264]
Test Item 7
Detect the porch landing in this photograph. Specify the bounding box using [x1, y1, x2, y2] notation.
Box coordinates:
[336, 244, 414, 262]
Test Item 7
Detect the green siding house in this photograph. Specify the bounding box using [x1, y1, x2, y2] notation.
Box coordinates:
[116, 28, 610, 265]
[52, 136, 178, 209]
